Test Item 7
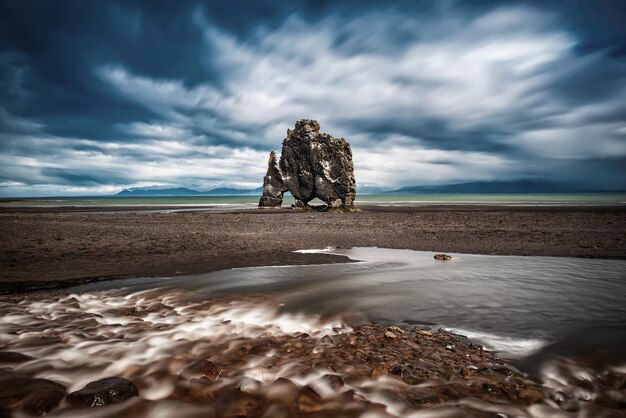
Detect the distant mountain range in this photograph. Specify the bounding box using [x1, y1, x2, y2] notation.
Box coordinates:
[116, 187, 262, 196]
[392, 180, 623, 194]
[116, 181, 622, 197]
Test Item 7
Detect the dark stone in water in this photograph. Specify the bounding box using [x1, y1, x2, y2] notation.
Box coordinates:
[319, 374, 344, 390]
[20, 388, 66, 416]
[0, 352, 35, 364]
[519, 389, 544, 402]
[266, 377, 299, 401]
[0, 373, 67, 416]
[66, 377, 138, 408]
[296, 385, 322, 413]
[210, 387, 263, 418]
[181, 359, 221, 380]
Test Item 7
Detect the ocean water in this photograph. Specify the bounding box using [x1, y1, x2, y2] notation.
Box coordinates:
[1, 192, 625, 208]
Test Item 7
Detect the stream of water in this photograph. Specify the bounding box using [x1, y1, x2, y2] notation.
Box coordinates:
[73, 247, 626, 358]
[2, 248, 625, 417]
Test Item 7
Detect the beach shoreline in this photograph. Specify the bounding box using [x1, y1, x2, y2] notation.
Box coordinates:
[1, 204, 624, 293]
[0, 289, 557, 417]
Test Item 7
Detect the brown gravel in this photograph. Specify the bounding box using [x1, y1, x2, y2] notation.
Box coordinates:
[1, 205, 625, 292]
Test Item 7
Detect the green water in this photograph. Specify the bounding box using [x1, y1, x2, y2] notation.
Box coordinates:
[357, 193, 626, 204]
[0, 195, 267, 207]
[1, 193, 624, 207]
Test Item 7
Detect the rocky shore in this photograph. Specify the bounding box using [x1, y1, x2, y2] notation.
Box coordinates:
[2, 290, 623, 418]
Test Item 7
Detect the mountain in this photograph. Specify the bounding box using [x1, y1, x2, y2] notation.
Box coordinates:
[357, 186, 390, 194]
[205, 187, 263, 195]
[116, 187, 204, 196]
[115, 180, 622, 197]
[390, 180, 614, 194]
[116, 186, 263, 196]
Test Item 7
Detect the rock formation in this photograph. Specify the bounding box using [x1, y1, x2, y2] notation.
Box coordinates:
[259, 120, 356, 210]
[258, 151, 285, 208]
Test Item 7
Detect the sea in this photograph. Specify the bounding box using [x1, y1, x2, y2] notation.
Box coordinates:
[1, 192, 625, 209]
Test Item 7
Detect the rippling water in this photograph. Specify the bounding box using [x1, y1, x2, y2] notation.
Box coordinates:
[74, 247, 626, 358]
[2, 248, 625, 417]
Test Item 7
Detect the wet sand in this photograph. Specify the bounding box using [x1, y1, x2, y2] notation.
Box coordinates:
[1, 205, 625, 292]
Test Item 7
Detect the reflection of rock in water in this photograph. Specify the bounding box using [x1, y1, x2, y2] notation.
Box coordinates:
[1, 289, 625, 417]
[259, 119, 357, 210]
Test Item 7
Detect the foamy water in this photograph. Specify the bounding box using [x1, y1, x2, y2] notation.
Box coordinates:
[2, 288, 624, 417]
[2, 249, 625, 417]
[0, 290, 346, 391]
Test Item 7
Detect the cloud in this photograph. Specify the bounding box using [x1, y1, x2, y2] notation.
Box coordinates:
[1, 1, 625, 195]
[123, 122, 192, 140]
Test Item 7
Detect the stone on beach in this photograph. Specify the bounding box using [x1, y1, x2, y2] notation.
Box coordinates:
[66, 377, 139, 407]
[0, 352, 35, 363]
[181, 359, 222, 381]
[259, 119, 357, 210]
[0, 373, 66, 416]
[434, 253, 452, 260]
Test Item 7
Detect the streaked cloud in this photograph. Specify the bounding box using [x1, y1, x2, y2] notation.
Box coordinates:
[0, 0, 625, 195]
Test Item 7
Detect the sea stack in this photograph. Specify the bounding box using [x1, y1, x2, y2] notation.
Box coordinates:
[259, 119, 356, 210]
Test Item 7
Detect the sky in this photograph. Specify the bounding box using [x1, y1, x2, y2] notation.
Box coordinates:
[1, 0, 625, 196]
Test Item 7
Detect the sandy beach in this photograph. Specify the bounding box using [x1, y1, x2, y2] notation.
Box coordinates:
[1, 204, 624, 292]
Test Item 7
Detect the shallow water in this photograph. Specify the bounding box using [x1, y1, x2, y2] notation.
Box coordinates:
[74, 247, 626, 358]
[2, 248, 626, 417]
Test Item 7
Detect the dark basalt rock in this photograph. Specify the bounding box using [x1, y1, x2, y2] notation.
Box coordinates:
[66, 377, 138, 408]
[20, 388, 66, 416]
[0, 351, 35, 363]
[259, 120, 356, 210]
[0, 374, 67, 416]
[258, 151, 285, 208]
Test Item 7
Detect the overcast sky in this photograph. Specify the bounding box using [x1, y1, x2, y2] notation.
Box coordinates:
[1, 0, 625, 196]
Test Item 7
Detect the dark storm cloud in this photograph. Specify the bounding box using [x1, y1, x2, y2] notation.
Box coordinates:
[0, 0, 625, 195]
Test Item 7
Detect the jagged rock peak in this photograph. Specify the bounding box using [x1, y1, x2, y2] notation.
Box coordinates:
[258, 151, 284, 208]
[259, 119, 357, 211]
